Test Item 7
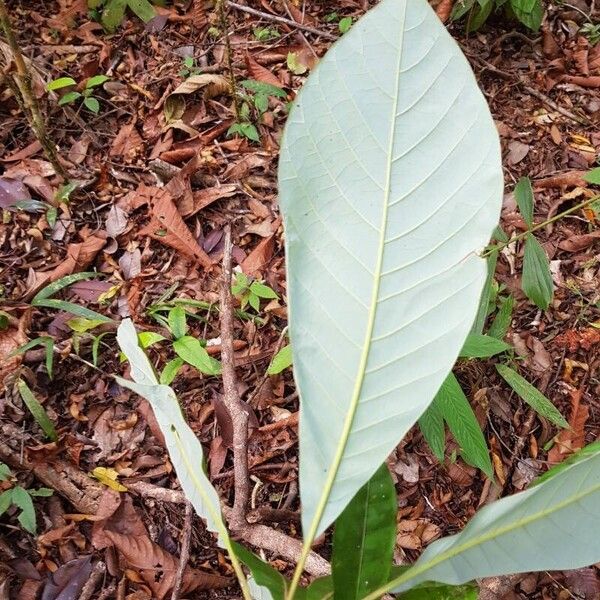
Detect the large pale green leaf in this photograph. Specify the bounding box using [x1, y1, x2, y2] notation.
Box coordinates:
[278, 0, 502, 540]
[332, 463, 396, 599]
[364, 445, 600, 598]
[115, 320, 250, 596]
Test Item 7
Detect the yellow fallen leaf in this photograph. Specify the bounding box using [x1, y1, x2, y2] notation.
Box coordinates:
[92, 466, 128, 492]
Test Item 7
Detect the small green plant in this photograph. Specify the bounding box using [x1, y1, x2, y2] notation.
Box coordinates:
[231, 272, 278, 311]
[46, 75, 110, 114]
[581, 22, 600, 46]
[179, 56, 201, 79]
[227, 79, 287, 143]
[0, 463, 53, 534]
[88, 0, 156, 31]
[253, 26, 280, 41]
[338, 16, 353, 33]
[452, 0, 543, 32]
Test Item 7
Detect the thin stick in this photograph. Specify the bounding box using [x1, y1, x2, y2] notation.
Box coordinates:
[483, 194, 600, 257]
[219, 224, 250, 530]
[171, 501, 193, 600]
[216, 0, 241, 122]
[226, 1, 336, 41]
[0, 0, 67, 179]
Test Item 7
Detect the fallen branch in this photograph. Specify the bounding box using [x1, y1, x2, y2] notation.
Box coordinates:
[219, 224, 251, 530]
[226, 1, 336, 41]
[171, 501, 193, 600]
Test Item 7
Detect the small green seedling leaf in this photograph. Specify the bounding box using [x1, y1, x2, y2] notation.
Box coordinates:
[267, 344, 293, 375]
[160, 357, 185, 385]
[584, 167, 600, 185]
[0, 463, 12, 481]
[58, 91, 82, 106]
[487, 295, 514, 340]
[250, 281, 278, 300]
[459, 334, 511, 358]
[138, 331, 166, 349]
[47, 77, 77, 91]
[168, 306, 188, 340]
[67, 317, 105, 333]
[241, 80, 286, 98]
[83, 97, 100, 113]
[17, 379, 58, 441]
[514, 177, 534, 228]
[339, 16, 353, 33]
[173, 336, 222, 376]
[522, 234, 553, 310]
[496, 364, 568, 428]
[11, 486, 37, 534]
[286, 52, 307, 75]
[85, 74, 109, 89]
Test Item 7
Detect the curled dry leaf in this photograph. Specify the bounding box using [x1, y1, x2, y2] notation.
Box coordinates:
[170, 74, 229, 98]
[548, 387, 589, 464]
[41, 556, 93, 600]
[46, 232, 107, 283]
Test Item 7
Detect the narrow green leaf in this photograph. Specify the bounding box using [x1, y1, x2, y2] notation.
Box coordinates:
[28, 488, 54, 497]
[11, 486, 36, 534]
[267, 344, 293, 375]
[47, 77, 77, 91]
[92, 332, 111, 367]
[533, 440, 600, 486]
[459, 334, 511, 358]
[487, 295, 514, 340]
[433, 374, 493, 479]
[168, 306, 187, 339]
[471, 252, 498, 335]
[32, 272, 101, 302]
[10, 337, 54, 379]
[419, 403, 446, 462]
[33, 298, 112, 322]
[522, 235, 553, 310]
[496, 364, 567, 428]
[17, 379, 58, 441]
[173, 336, 221, 375]
[332, 463, 397, 599]
[241, 80, 286, 98]
[514, 177, 534, 227]
[400, 582, 478, 599]
[160, 357, 185, 385]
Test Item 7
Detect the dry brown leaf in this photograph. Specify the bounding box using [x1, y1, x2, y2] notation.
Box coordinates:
[139, 188, 212, 267]
[105, 531, 230, 598]
[435, 0, 454, 22]
[244, 53, 284, 88]
[110, 120, 143, 158]
[185, 185, 237, 217]
[0, 310, 29, 386]
[170, 74, 229, 98]
[241, 232, 276, 275]
[548, 387, 588, 463]
[558, 231, 600, 252]
[45, 232, 107, 283]
[0, 141, 43, 163]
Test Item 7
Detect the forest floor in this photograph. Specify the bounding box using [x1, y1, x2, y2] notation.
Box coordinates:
[1, 0, 600, 598]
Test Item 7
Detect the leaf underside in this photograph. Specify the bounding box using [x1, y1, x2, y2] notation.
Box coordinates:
[278, 0, 503, 538]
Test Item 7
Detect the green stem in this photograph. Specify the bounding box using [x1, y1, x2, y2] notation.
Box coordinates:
[482, 194, 600, 257]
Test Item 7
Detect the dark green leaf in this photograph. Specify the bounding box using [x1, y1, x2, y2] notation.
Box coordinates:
[160, 357, 185, 385]
[471, 252, 498, 335]
[173, 336, 221, 375]
[522, 234, 553, 310]
[332, 463, 397, 600]
[127, 0, 155, 22]
[33, 298, 111, 322]
[83, 97, 100, 113]
[433, 374, 493, 479]
[101, 0, 127, 31]
[467, 0, 493, 31]
[17, 379, 58, 441]
[400, 582, 478, 599]
[510, 0, 543, 31]
[514, 177, 534, 227]
[487, 295, 514, 340]
[496, 364, 568, 428]
[419, 402, 446, 462]
[459, 334, 511, 358]
[232, 541, 286, 599]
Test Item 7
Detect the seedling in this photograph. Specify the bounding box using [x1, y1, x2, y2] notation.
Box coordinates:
[88, 0, 156, 31]
[581, 22, 600, 45]
[452, 0, 543, 32]
[227, 79, 287, 143]
[46, 75, 110, 114]
[179, 56, 202, 79]
[231, 272, 278, 311]
[0, 463, 53, 534]
[253, 26, 280, 41]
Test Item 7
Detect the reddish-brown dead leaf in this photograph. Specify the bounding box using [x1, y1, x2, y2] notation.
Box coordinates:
[554, 328, 600, 352]
[548, 387, 588, 463]
[0, 310, 29, 386]
[139, 188, 212, 267]
[245, 53, 284, 88]
[241, 233, 275, 275]
[435, 0, 454, 22]
[558, 231, 600, 252]
[110, 120, 144, 158]
[45, 231, 107, 283]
